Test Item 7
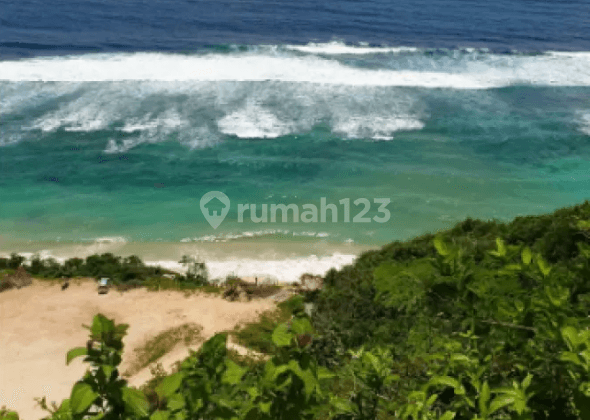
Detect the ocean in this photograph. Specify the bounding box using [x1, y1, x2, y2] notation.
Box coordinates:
[1, 0, 589, 281]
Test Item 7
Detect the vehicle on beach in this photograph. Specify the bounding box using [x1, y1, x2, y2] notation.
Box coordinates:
[98, 278, 109, 294]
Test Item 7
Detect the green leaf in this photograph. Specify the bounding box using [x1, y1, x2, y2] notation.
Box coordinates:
[100, 365, 114, 381]
[258, 401, 271, 414]
[66, 347, 88, 365]
[434, 237, 450, 256]
[496, 238, 507, 257]
[222, 360, 246, 385]
[247, 387, 260, 399]
[522, 374, 533, 390]
[0, 410, 20, 420]
[450, 354, 472, 365]
[156, 373, 184, 399]
[330, 396, 356, 414]
[287, 360, 318, 397]
[503, 264, 523, 272]
[429, 376, 461, 390]
[521, 247, 532, 265]
[536, 256, 551, 277]
[291, 317, 313, 335]
[438, 412, 456, 420]
[166, 394, 186, 411]
[560, 352, 582, 366]
[150, 410, 170, 420]
[264, 360, 290, 385]
[362, 351, 381, 373]
[479, 381, 490, 416]
[489, 395, 515, 414]
[55, 399, 71, 414]
[90, 314, 115, 339]
[122, 387, 150, 417]
[271, 323, 293, 347]
[166, 394, 185, 412]
[70, 383, 98, 414]
[562, 326, 581, 350]
[545, 286, 569, 307]
[197, 333, 227, 365]
[317, 366, 336, 380]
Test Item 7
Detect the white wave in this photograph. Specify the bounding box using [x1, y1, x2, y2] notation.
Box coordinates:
[26, 89, 128, 133]
[2, 50, 590, 88]
[148, 253, 357, 283]
[333, 116, 425, 140]
[285, 41, 419, 55]
[104, 138, 140, 154]
[118, 110, 186, 133]
[4, 48, 590, 152]
[0, 53, 483, 87]
[548, 52, 590, 59]
[579, 112, 590, 136]
[0, 249, 355, 283]
[179, 229, 333, 243]
[104, 127, 217, 153]
[93, 236, 128, 243]
[30, 107, 110, 132]
[217, 104, 293, 138]
[0, 83, 78, 116]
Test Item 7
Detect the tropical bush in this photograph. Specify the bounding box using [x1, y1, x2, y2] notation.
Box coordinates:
[21, 253, 170, 282]
[308, 200, 590, 419]
[5, 201, 590, 419]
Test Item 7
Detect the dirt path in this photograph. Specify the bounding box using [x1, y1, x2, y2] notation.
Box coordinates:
[0, 279, 275, 420]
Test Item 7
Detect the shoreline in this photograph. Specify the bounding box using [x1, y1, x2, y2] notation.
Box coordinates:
[0, 239, 378, 283]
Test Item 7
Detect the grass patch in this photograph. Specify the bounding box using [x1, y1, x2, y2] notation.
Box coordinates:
[245, 284, 282, 298]
[142, 277, 224, 296]
[230, 295, 305, 354]
[123, 323, 204, 378]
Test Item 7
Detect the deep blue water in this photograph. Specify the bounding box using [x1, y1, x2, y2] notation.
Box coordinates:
[2, 0, 589, 58]
[1, 0, 590, 277]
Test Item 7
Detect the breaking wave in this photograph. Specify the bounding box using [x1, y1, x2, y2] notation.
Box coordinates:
[1, 45, 589, 150]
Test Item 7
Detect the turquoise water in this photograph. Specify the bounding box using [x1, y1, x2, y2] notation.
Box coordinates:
[2, 0, 590, 279]
[1, 48, 590, 278]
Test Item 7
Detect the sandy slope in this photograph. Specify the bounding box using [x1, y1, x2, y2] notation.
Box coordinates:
[0, 279, 275, 420]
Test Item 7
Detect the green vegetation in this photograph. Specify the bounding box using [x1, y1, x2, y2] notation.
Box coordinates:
[24, 253, 174, 282]
[0, 253, 219, 293]
[4, 201, 590, 419]
[231, 295, 306, 353]
[0, 253, 26, 270]
[307, 200, 590, 419]
[123, 323, 204, 378]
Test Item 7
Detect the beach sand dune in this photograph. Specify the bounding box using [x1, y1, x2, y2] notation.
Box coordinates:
[0, 279, 275, 420]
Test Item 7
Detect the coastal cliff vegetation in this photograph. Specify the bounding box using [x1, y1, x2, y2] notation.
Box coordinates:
[3, 201, 590, 419]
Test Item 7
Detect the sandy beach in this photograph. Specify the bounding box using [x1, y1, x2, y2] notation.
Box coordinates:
[0, 279, 276, 420]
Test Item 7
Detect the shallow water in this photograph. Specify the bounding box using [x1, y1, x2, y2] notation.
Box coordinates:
[1, 1, 589, 280]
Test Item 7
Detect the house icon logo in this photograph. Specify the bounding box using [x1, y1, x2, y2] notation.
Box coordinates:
[200, 191, 230, 229]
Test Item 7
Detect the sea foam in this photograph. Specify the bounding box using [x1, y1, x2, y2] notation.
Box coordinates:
[1, 49, 589, 88]
[149, 253, 357, 283]
[2, 47, 589, 150]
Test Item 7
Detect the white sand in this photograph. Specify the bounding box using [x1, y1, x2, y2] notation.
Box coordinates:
[0, 279, 276, 420]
